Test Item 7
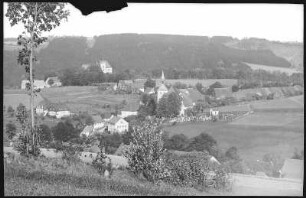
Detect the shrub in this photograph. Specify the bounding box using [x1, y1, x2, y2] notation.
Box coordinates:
[123, 119, 171, 183]
[92, 151, 113, 177]
[6, 122, 17, 140]
[7, 105, 15, 117]
[164, 151, 231, 191]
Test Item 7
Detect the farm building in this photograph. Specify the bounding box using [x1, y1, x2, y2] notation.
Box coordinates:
[214, 87, 233, 99]
[120, 100, 139, 118]
[280, 159, 304, 181]
[21, 79, 46, 90]
[98, 60, 112, 74]
[36, 102, 71, 118]
[107, 116, 129, 133]
[45, 77, 62, 88]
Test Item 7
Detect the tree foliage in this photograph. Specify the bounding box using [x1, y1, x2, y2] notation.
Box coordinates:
[6, 122, 17, 140]
[52, 120, 79, 142]
[186, 132, 217, 154]
[6, 2, 69, 156]
[124, 119, 170, 183]
[7, 106, 15, 117]
[144, 78, 156, 89]
[156, 92, 181, 118]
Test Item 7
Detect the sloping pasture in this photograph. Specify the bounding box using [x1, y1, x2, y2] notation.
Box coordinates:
[39, 86, 139, 114]
[164, 96, 304, 162]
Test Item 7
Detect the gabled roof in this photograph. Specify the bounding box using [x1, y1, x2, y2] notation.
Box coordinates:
[40, 102, 69, 111]
[108, 116, 123, 125]
[157, 83, 168, 92]
[82, 125, 94, 134]
[46, 77, 61, 83]
[99, 60, 112, 68]
[281, 159, 304, 180]
[144, 87, 155, 94]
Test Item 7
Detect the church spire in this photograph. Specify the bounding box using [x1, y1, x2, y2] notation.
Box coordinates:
[161, 70, 165, 82]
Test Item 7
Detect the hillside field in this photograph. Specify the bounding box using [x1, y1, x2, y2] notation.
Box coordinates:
[39, 86, 139, 114]
[243, 62, 300, 75]
[164, 95, 304, 162]
[3, 93, 44, 110]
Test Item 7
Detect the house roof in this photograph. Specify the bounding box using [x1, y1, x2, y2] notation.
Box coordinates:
[82, 125, 94, 134]
[108, 116, 123, 125]
[46, 77, 61, 83]
[214, 87, 232, 99]
[40, 102, 69, 111]
[157, 83, 168, 92]
[281, 159, 304, 180]
[99, 60, 112, 68]
[188, 88, 204, 101]
[144, 87, 155, 94]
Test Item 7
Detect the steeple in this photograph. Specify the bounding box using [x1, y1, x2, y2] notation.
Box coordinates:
[161, 70, 165, 82]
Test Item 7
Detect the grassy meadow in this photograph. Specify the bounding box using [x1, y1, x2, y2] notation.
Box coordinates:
[39, 86, 139, 114]
[243, 62, 300, 75]
[4, 155, 216, 196]
[164, 95, 304, 162]
[3, 92, 44, 110]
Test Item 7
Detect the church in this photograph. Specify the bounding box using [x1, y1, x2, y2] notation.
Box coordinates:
[154, 70, 203, 116]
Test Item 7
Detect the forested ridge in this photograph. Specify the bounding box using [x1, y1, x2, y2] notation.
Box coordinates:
[4, 34, 295, 87]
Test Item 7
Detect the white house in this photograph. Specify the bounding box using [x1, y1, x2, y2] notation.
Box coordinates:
[45, 77, 62, 88]
[21, 79, 46, 90]
[56, 110, 71, 119]
[35, 105, 44, 115]
[98, 60, 113, 74]
[107, 116, 129, 133]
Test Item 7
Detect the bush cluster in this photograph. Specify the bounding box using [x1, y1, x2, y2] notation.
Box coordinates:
[163, 152, 230, 191]
[124, 119, 231, 191]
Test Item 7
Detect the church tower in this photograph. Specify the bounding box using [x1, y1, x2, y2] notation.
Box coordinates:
[157, 70, 168, 102]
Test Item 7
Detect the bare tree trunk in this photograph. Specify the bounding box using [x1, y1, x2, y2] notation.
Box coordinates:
[29, 3, 38, 155]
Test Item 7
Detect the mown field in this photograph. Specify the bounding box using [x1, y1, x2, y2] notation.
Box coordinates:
[156, 79, 238, 87]
[164, 95, 304, 162]
[37, 86, 139, 114]
[3, 93, 44, 110]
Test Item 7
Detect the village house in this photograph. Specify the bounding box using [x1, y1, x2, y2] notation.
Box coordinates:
[154, 71, 203, 116]
[35, 102, 71, 119]
[21, 79, 46, 90]
[98, 60, 113, 74]
[107, 116, 129, 133]
[45, 77, 62, 88]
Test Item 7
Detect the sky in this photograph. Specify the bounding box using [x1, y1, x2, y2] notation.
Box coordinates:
[3, 3, 304, 42]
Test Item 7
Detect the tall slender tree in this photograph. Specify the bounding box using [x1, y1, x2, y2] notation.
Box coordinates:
[6, 2, 69, 155]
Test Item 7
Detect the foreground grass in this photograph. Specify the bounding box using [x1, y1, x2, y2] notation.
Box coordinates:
[4, 155, 216, 196]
